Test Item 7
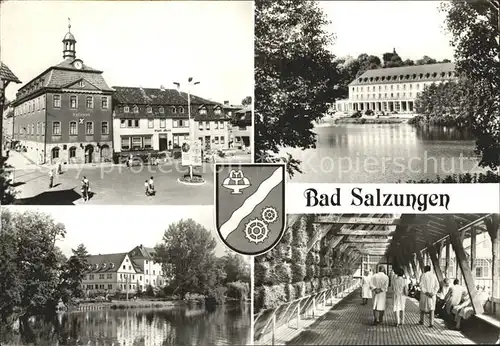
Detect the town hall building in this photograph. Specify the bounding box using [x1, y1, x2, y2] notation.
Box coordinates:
[12, 23, 114, 164]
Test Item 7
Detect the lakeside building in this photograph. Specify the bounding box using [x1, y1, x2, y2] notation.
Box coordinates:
[335, 62, 457, 116]
[112, 86, 231, 155]
[11, 24, 114, 164]
[82, 244, 167, 295]
[230, 106, 252, 149]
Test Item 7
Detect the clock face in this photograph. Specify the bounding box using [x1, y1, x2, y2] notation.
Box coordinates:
[74, 61, 83, 69]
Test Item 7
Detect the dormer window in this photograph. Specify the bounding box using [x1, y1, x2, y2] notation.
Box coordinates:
[179, 106, 184, 114]
[79, 81, 85, 87]
[124, 106, 130, 113]
[159, 107, 164, 114]
[214, 108, 221, 116]
[425, 73, 431, 78]
[133, 105, 139, 113]
[102, 263, 107, 268]
[432, 72, 437, 78]
[110, 262, 115, 268]
[200, 107, 207, 115]
[171, 106, 176, 113]
[147, 106, 152, 114]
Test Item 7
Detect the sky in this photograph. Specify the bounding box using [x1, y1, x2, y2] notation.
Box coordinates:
[0, 1, 254, 104]
[5, 205, 234, 259]
[319, 1, 455, 62]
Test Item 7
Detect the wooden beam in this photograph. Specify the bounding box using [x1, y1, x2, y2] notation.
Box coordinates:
[471, 226, 477, 281]
[325, 236, 344, 257]
[307, 224, 334, 252]
[338, 243, 349, 253]
[337, 229, 395, 236]
[315, 216, 400, 225]
[343, 237, 392, 244]
[427, 242, 444, 284]
[447, 216, 484, 315]
[486, 215, 500, 303]
[445, 241, 450, 279]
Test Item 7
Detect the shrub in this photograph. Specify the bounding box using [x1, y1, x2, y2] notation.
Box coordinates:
[226, 281, 250, 300]
[306, 265, 316, 280]
[285, 284, 296, 302]
[293, 281, 305, 298]
[291, 247, 306, 264]
[262, 285, 287, 309]
[255, 261, 275, 286]
[291, 263, 306, 283]
[365, 109, 374, 116]
[292, 217, 308, 247]
[274, 262, 292, 284]
[207, 286, 227, 304]
[145, 285, 155, 297]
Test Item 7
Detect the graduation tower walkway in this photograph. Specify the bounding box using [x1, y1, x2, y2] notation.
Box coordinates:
[254, 213, 500, 345]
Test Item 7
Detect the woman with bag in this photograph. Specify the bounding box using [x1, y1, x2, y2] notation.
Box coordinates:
[392, 267, 408, 326]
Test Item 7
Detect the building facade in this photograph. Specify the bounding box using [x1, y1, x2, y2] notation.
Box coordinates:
[112, 86, 230, 154]
[82, 245, 167, 296]
[336, 62, 457, 115]
[12, 24, 114, 164]
[230, 106, 252, 149]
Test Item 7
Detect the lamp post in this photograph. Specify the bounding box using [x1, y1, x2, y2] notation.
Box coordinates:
[173, 77, 200, 181]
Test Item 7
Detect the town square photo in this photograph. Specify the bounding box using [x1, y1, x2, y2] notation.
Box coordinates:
[255, 0, 500, 184]
[253, 213, 500, 345]
[0, 0, 253, 205]
[0, 205, 251, 345]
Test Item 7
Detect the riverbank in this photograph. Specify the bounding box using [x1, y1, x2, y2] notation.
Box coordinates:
[74, 299, 184, 311]
[314, 117, 408, 127]
[407, 114, 469, 127]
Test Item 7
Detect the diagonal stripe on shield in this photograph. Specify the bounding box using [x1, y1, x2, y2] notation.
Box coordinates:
[214, 163, 286, 256]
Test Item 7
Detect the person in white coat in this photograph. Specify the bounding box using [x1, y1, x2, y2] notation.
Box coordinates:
[370, 266, 389, 325]
[392, 267, 409, 326]
[419, 265, 440, 327]
[361, 270, 372, 305]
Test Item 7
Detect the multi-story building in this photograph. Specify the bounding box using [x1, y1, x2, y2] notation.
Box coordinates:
[336, 62, 457, 115]
[82, 245, 167, 296]
[230, 106, 252, 149]
[112, 86, 230, 155]
[11, 24, 114, 164]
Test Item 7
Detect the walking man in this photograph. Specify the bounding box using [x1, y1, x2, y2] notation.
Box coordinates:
[149, 176, 155, 195]
[361, 270, 372, 305]
[419, 265, 440, 327]
[370, 266, 389, 325]
[48, 169, 54, 188]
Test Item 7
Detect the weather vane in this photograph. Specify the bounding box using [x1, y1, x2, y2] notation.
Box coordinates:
[68, 17, 71, 31]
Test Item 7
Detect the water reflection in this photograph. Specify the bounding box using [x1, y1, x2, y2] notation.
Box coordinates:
[281, 124, 483, 183]
[2, 304, 249, 346]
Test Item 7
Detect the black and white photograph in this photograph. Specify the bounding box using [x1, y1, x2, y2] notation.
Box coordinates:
[255, 0, 499, 184]
[253, 213, 500, 345]
[0, 0, 253, 205]
[0, 205, 251, 345]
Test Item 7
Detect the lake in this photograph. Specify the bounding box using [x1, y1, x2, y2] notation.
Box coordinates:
[281, 124, 485, 183]
[1, 303, 250, 346]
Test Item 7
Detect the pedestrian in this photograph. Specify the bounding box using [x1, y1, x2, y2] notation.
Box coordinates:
[392, 268, 409, 326]
[370, 266, 389, 325]
[81, 176, 90, 202]
[48, 169, 54, 188]
[144, 180, 151, 196]
[419, 265, 440, 328]
[57, 161, 62, 175]
[149, 176, 155, 195]
[361, 270, 372, 305]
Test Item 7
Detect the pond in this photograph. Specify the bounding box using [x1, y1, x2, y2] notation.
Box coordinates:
[281, 123, 486, 183]
[1, 303, 250, 345]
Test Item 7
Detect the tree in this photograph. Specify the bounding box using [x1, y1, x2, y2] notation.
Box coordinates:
[241, 96, 252, 106]
[0, 210, 66, 322]
[58, 244, 89, 303]
[382, 49, 404, 68]
[221, 253, 250, 284]
[254, 0, 341, 177]
[0, 163, 15, 205]
[153, 219, 219, 296]
[416, 55, 437, 65]
[441, 0, 500, 169]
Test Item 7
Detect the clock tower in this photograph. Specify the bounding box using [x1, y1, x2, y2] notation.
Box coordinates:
[62, 18, 77, 59]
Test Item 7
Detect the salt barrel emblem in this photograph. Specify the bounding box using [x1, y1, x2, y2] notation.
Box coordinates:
[215, 163, 286, 256]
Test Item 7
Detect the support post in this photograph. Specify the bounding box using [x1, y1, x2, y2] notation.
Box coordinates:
[447, 216, 484, 315]
[445, 241, 450, 279]
[416, 251, 425, 273]
[486, 215, 500, 312]
[427, 243, 444, 284]
[297, 300, 301, 330]
[471, 226, 477, 282]
[410, 257, 420, 281]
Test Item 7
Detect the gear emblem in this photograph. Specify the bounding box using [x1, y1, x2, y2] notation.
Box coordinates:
[261, 206, 278, 224]
[245, 219, 270, 244]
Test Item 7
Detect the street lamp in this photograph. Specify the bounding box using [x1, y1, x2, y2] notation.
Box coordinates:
[173, 78, 200, 181]
[0, 61, 21, 163]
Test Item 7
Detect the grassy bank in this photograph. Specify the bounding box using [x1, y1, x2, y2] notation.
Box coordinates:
[333, 117, 407, 125]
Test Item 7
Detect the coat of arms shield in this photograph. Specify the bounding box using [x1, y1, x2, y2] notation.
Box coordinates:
[215, 163, 286, 256]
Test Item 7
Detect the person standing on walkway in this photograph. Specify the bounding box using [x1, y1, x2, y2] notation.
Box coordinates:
[419, 265, 440, 327]
[81, 176, 90, 202]
[392, 267, 409, 326]
[370, 266, 389, 325]
[48, 169, 54, 188]
[361, 270, 372, 305]
[149, 176, 155, 195]
[145, 180, 151, 196]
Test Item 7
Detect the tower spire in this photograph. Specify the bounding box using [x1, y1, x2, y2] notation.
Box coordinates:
[62, 19, 77, 59]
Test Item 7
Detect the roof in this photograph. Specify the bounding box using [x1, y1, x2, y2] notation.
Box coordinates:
[13, 58, 112, 104]
[233, 107, 252, 125]
[349, 62, 456, 86]
[129, 245, 156, 259]
[0, 61, 21, 84]
[63, 32, 76, 41]
[112, 86, 218, 106]
[85, 252, 144, 274]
